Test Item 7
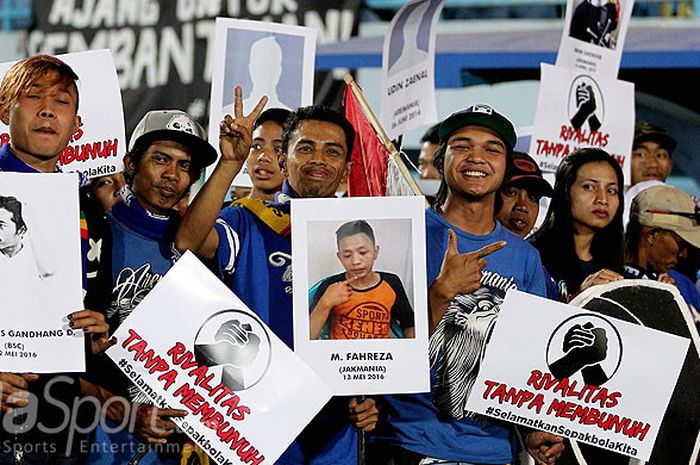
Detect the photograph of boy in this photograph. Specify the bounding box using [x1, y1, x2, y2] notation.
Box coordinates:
[309, 220, 415, 340]
[0, 194, 51, 285]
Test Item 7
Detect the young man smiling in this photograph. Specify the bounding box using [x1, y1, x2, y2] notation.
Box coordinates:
[376, 105, 563, 465]
[176, 90, 378, 465]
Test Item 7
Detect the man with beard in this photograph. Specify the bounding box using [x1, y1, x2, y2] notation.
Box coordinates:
[176, 88, 378, 465]
[375, 105, 564, 465]
[82, 109, 218, 465]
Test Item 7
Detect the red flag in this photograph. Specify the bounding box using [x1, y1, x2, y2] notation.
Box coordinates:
[343, 83, 390, 197]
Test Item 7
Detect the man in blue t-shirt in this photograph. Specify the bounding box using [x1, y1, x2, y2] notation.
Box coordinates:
[176, 88, 378, 464]
[375, 105, 564, 465]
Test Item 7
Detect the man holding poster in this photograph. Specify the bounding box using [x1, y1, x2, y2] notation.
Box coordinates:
[376, 105, 564, 465]
[0, 54, 109, 465]
[81, 109, 218, 465]
[176, 91, 378, 465]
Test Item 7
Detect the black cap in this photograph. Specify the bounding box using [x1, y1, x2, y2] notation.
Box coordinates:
[633, 122, 676, 154]
[439, 104, 517, 150]
[504, 151, 553, 198]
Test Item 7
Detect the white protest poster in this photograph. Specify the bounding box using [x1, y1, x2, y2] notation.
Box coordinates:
[0, 50, 125, 179]
[556, 0, 634, 78]
[465, 290, 688, 461]
[528, 64, 634, 181]
[107, 252, 332, 465]
[208, 18, 316, 183]
[291, 196, 429, 395]
[0, 172, 84, 372]
[380, 0, 446, 140]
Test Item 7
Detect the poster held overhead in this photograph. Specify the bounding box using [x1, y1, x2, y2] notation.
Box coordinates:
[107, 252, 333, 465]
[208, 18, 316, 186]
[0, 172, 84, 372]
[528, 64, 634, 182]
[556, 0, 634, 78]
[380, 0, 446, 140]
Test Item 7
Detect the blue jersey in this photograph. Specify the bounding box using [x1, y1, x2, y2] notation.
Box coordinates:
[215, 200, 294, 347]
[215, 186, 357, 465]
[378, 208, 547, 464]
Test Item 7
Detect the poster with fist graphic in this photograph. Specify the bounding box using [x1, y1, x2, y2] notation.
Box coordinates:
[464, 290, 688, 461]
[292, 196, 429, 395]
[107, 252, 333, 465]
[528, 64, 634, 182]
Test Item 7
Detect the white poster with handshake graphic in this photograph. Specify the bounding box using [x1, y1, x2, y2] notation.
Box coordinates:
[464, 290, 688, 461]
[528, 64, 634, 182]
[107, 252, 333, 465]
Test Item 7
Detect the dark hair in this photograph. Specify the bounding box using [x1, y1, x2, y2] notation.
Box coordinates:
[281, 105, 355, 160]
[336, 220, 375, 247]
[123, 143, 201, 190]
[0, 54, 80, 113]
[420, 124, 440, 145]
[431, 140, 513, 210]
[0, 196, 26, 233]
[530, 148, 625, 295]
[254, 108, 291, 130]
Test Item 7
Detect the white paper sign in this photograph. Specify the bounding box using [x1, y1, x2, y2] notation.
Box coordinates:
[0, 172, 84, 372]
[0, 50, 126, 179]
[107, 252, 333, 465]
[208, 18, 316, 184]
[556, 0, 634, 78]
[380, 0, 446, 139]
[528, 63, 634, 181]
[292, 196, 429, 395]
[465, 290, 688, 461]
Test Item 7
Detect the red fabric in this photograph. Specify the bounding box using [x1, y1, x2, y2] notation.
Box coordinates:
[343, 84, 390, 197]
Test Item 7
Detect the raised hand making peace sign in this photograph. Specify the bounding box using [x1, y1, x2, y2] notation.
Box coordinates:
[219, 85, 268, 166]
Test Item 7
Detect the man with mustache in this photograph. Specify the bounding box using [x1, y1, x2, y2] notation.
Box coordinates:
[176, 90, 378, 465]
[82, 109, 217, 464]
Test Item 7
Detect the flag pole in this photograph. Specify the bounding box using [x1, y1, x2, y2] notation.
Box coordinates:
[344, 75, 423, 196]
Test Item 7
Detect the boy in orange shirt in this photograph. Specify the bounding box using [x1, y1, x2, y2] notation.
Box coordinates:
[309, 220, 415, 339]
